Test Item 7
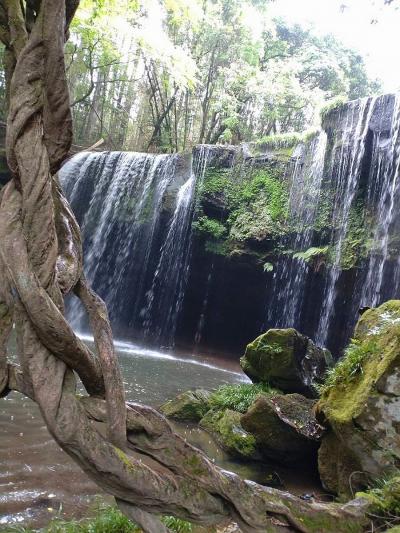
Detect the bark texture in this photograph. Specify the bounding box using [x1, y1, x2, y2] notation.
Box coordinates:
[0, 2, 372, 532]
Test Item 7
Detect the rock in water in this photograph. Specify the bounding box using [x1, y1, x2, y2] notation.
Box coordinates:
[159, 389, 212, 421]
[240, 328, 332, 397]
[199, 409, 258, 460]
[241, 393, 324, 463]
[317, 300, 400, 497]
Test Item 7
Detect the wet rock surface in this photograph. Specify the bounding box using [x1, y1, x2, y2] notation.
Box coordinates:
[241, 393, 323, 464]
[159, 389, 212, 421]
[240, 328, 332, 397]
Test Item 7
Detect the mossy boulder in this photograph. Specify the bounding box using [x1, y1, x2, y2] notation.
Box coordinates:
[159, 389, 211, 421]
[317, 300, 400, 497]
[240, 328, 332, 397]
[199, 409, 258, 460]
[241, 393, 323, 464]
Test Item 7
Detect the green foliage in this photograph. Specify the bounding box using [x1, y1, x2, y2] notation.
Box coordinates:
[255, 132, 303, 149]
[356, 473, 400, 519]
[313, 190, 335, 233]
[340, 204, 372, 270]
[201, 168, 232, 196]
[293, 246, 329, 262]
[318, 338, 379, 394]
[192, 216, 227, 239]
[197, 167, 289, 249]
[204, 240, 230, 256]
[227, 170, 289, 242]
[162, 516, 192, 533]
[320, 96, 348, 122]
[52, 0, 379, 152]
[230, 171, 288, 221]
[2, 506, 193, 533]
[208, 382, 279, 413]
[263, 262, 273, 272]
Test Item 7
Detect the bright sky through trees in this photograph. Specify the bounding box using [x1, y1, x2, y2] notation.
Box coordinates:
[270, 0, 400, 92]
[2, 0, 377, 153]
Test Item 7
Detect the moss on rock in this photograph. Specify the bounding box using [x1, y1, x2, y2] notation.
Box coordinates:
[318, 300, 400, 423]
[241, 394, 322, 463]
[199, 409, 258, 460]
[240, 328, 332, 397]
[317, 301, 400, 497]
[159, 390, 212, 422]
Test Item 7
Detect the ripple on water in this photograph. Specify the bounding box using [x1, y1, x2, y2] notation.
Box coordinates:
[1, 337, 247, 528]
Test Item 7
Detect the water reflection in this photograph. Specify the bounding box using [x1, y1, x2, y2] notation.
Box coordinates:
[0, 337, 322, 529]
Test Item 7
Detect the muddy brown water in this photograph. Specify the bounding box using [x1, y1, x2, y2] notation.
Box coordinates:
[0, 335, 325, 529]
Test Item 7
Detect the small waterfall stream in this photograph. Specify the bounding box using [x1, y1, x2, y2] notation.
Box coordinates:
[361, 94, 400, 307]
[142, 173, 197, 346]
[315, 97, 377, 345]
[267, 131, 327, 329]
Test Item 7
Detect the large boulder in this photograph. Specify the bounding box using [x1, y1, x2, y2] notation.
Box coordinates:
[240, 328, 332, 397]
[159, 389, 211, 422]
[317, 300, 400, 497]
[241, 393, 324, 464]
[199, 409, 258, 460]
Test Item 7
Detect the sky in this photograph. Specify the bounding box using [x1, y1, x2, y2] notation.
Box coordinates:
[269, 0, 400, 93]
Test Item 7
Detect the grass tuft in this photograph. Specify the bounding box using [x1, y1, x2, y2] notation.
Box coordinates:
[357, 473, 400, 523]
[2, 505, 193, 533]
[208, 382, 279, 413]
[318, 338, 379, 394]
[319, 96, 348, 122]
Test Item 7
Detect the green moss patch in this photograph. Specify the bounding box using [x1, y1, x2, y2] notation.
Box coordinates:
[318, 301, 400, 424]
[199, 409, 257, 459]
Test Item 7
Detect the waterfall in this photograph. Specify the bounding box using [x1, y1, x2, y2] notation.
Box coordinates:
[60, 150, 196, 346]
[267, 131, 327, 329]
[142, 173, 197, 346]
[315, 97, 377, 346]
[59, 94, 400, 356]
[361, 94, 400, 307]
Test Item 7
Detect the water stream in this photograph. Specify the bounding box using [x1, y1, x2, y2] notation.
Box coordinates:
[267, 131, 327, 330]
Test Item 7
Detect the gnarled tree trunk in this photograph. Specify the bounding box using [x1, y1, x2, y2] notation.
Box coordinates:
[0, 2, 372, 532]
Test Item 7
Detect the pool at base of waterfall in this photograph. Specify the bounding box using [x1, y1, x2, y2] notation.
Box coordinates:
[0, 335, 324, 529]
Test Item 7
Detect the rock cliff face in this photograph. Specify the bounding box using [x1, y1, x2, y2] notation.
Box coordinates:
[317, 300, 400, 497]
[59, 93, 400, 356]
[177, 94, 400, 356]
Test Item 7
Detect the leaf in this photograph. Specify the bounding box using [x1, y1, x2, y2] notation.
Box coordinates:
[263, 262, 273, 272]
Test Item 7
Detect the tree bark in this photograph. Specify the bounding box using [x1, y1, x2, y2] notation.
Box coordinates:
[0, 2, 373, 532]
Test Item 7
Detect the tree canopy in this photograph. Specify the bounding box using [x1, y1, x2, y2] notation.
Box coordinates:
[0, 0, 377, 153]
